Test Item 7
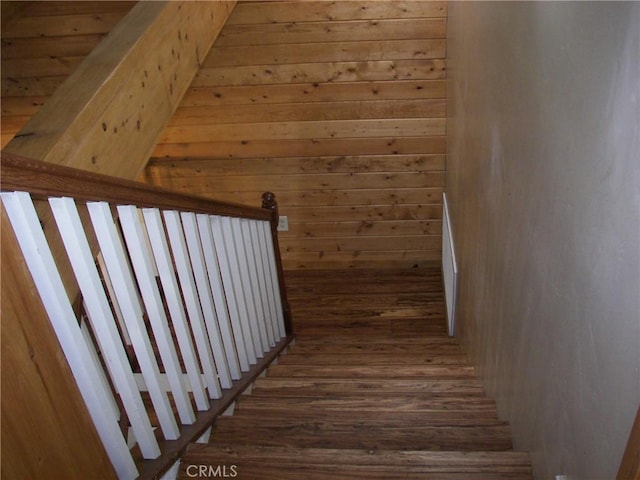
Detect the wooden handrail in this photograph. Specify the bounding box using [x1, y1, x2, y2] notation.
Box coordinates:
[1, 151, 295, 479]
[137, 335, 294, 480]
[0, 152, 271, 221]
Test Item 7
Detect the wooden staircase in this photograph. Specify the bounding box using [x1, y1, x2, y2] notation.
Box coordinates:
[178, 268, 532, 479]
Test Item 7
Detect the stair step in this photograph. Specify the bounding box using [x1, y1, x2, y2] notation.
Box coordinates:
[252, 377, 485, 395]
[267, 364, 477, 379]
[278, 352, 468, 366]
[294, 322, 449, 337]
[180, 445, 532, 480]
[210, 417, 514, 451]
[292, 335, 460, 346]
[237, 394, 498, 411]
[231, 408, 504, 426]
[176, 268, 532, 479]
[287, 342, 464, 355]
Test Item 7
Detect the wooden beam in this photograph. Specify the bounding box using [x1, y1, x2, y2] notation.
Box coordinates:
[3, 0, 236, 180]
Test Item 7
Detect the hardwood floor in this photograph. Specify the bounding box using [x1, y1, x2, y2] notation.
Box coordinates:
[177, 268, 532, 479]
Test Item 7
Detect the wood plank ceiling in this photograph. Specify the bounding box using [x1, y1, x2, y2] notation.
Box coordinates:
[0, 1, 137, 148]
[145, 1, 447, 270]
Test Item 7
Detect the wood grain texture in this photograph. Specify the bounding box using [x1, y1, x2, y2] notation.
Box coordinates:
[0, 2, 136, 148]
[177, 268, 532, 479]
[3, 1, 235, 180]
[147, 0, 447, 270]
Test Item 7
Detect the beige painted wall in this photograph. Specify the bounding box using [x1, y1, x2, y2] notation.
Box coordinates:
[446, 2, 639, 479]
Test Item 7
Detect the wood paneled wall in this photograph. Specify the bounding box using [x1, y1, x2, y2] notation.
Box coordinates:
[146, 0, 447, 270]
[1, 1, 136, 148]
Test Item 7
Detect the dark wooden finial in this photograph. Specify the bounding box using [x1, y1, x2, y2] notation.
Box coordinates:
[261, 191, 277, 210]
[261, 191, 279, 228]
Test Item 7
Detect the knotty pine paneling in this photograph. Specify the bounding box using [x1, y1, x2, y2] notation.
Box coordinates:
[1, 1, 136, 148]
[147, 0, 447, 269]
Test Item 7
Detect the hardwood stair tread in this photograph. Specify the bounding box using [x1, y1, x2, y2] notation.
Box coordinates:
[180, 446, 532, 479]
[286, 343, 464, 354]
[229, 410, 505, 426]
[266, 364, 477, 379]
[278, 353, 468, 366]
[176, 267, 531, 479]
[184, 444, 531, 469]
[238, 394, 498, 410]
[252, 377, 485, 394]
[210, 417, 514, 451]
[291, 335, 460, 345]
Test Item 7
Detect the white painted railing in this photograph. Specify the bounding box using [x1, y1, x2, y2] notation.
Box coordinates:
[1, 154, 292, 480]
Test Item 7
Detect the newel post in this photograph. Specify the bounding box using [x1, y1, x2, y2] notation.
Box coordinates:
[262, 192, 294, 335]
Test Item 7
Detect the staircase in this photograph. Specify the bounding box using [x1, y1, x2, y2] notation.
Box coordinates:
[178, 268, 532, 479]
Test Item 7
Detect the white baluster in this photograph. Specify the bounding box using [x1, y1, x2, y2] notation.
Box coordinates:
[261, 221, 287, 339]
[163, 210, 222, 399]
[142, 208, 209, 411]
[241, 219, 269, 354]
[96, 253, 132, 346]
[87, 202, 180, 440]
[1, 192, 137, 480]
[219, 216, 257, 365]
[230, 217, 262, 359]
[49, 197, 160, 459]
[183, 212, 233, 389]
[197, 214, 241, 380]
[117, 205, 196, 424]
[252, 220, 276, 347]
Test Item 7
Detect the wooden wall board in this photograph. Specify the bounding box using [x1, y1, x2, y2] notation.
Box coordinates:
[192, 59, 447, 86]
[146, 154, 446, 176]
[204, 39, 446, 66]
[159, 188, 441, 208]
[282, 251, 443, 270]
[150, 171, 445, 192]
[168, 99, 446, 125]
[180, 80, 447, 106]
[1, 33, 108, 59]
[201, 189, 444, 209]
[2, 55, 85, 78]
[148, 0, 447, 269]
[284, 220, 443, 238]
[19, 1, 137, 17]
[279, 235, 442, 253]
[1, 75, 65, 97]
[217, 18, 446, 46]
[159, 118, 445, 143]
[226, 1, 447, 24]
[0, 2, 136, 148]
[153, 137, 446, 159]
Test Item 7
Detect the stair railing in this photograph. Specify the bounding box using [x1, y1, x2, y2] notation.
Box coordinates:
[0, 152, 294, 480]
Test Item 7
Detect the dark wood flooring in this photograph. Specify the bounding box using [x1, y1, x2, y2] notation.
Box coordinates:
[178, 268, 532, 479]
